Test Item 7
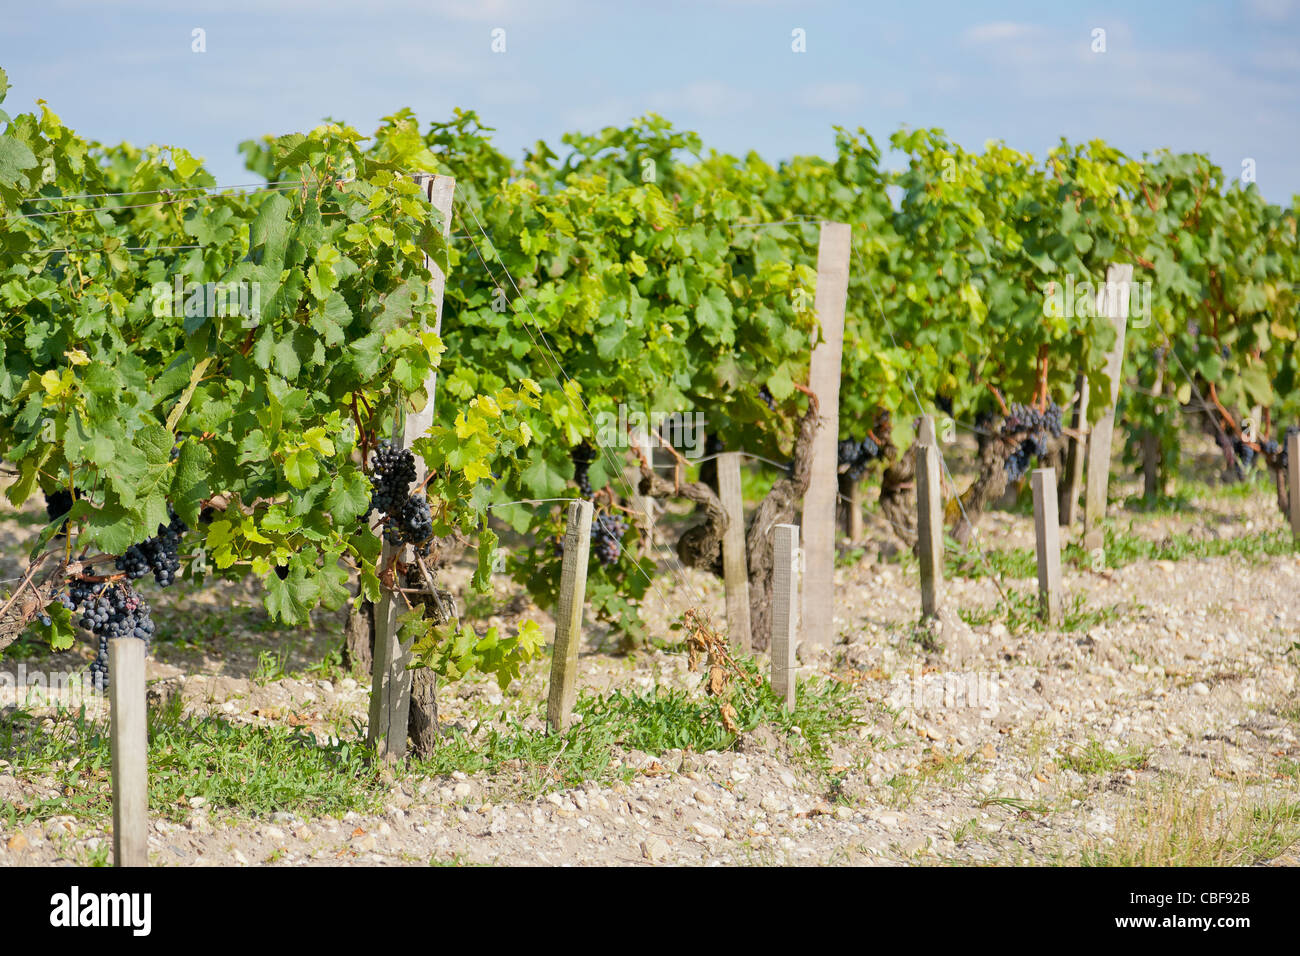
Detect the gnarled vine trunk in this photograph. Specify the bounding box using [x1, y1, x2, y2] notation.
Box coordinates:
[634, 398, 821, 652]
[343, 538, 461, 758]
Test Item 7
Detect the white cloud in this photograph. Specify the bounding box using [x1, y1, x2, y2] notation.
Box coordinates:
[647, 82, 754, 119]
[963, 22, 1038, 44]
[798, 82, 866, 111]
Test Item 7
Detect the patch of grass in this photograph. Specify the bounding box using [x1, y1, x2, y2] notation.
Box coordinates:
[1277, 759, 1300, 780]
[1077, 781, 1300, 866]
[1068, 526, 1296, 570]
[1058, 739, 1150, 775]
[0, 695, 384, 826]
[978, 795, 1052, 816]
[958, 589, 1120, 634]
[946, 545, 1037, 581]
[1120, 492, 1195, 514]
[412, 660, 867, 796]
[836, 545, 867, 568]
[252, 649, 288, 684]
[950, 817, 982, 845]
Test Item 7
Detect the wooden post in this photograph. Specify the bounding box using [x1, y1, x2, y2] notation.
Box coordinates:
[1141, 363, 1164, 500]
[716, 452, 752, 654]
[918, 414, 937, 446]
[848, 481, 864, 542]
[628, 429, 658, 553]
[916, 442, 943, 618]
[800, 221, 851, 647]
[368, 173, 455, 760]
[1289, 432, 1300, 541]
[1083, 264, 1132, 551]
[1031, 468, 1063, 623]
[109, 639, 148, 867]
[1141, 432, 1161, 500]
[547, 499, 593, 733]
[771, 523, 799, 708]
[1060, 373, 1088, 527]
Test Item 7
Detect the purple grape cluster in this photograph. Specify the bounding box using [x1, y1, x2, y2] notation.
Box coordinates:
[590, 513, 627, 566]
[384, 494, 434, 556]
[556, 512, 627, 566]
[45, 488, 73, 538]
[367, 440, 417, 520]
[999, 402, 1062, 481]
[59, 580, 154, 692]
[758, 384, 777, 411]
[115, 508, 187, 587]
[838, 436, 881, 481]
[571, 443, 597, 497]
[366, 440, 432, 554]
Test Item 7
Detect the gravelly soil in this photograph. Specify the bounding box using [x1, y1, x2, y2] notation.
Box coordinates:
[2, 445, 1299, 867]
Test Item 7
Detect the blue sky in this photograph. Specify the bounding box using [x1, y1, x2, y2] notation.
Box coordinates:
[3, 0, 1298, 201]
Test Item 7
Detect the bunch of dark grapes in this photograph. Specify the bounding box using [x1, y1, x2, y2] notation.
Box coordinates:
[1244, 425, 1298, 471]
[116, 508, 187, 587]
[999, 402, 1061, 481]
[368, 440, 417, 520]
[385, 495, 434, 556]
[45, 488, 74, 538]
[60, 581, 154, 692]
[757, 384, 777, 411]
[838, 436, 881, 481]
[555, 512, 627, 566]
[571, 443, 597, 498]
[590, 513, 626, 566]
[935, 393, 954, 416]
[1282, 426, 1299, 470]
[365, 441, 432, 554]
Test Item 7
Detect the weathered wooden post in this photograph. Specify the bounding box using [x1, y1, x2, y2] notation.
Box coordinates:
[716, 451, 752, 654]
[915, 441, 943, 619]
[1288, 432, 1300, 541]
[368, 173, 455, 760]
[1060, 374, 1088, 527]
[771, 523, 800, 708]
[547, 499, 594, 733]
[1031, 468, 1063, 623]
[1083, 264, 1133, 551]
[801, 222, 851, 647]
[109, 638, 148, 867]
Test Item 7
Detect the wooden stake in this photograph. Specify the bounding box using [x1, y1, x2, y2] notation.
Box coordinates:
[800, 221, 851, 647]
[771, 523, 799, 708]
[1289, 432, 1300, 541]
[627, 430, 658, 554]
[368, 173, 455, 761]
[1083, 264, 1132, 551]
[547, 499, 593, 733]
[717, 451, 752, 654]
[916, 442, 943, 618]
[1031, 468, 1063, 623]
[918, 414, 937, 446]
[848, 480, 864, 542]
[1060, 373, 1088, 527]
[109, 638, 148, 867]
